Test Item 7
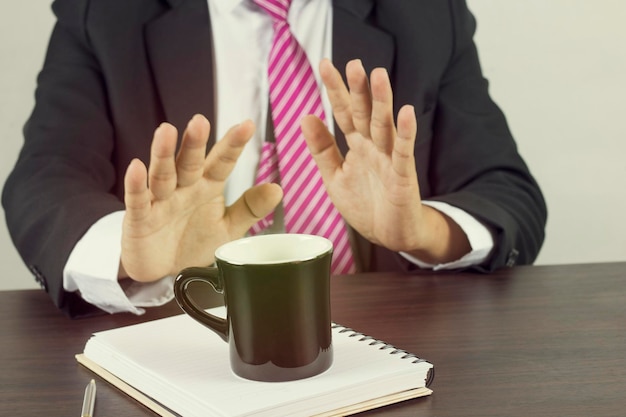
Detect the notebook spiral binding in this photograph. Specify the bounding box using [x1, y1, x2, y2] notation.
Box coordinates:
[332, 323, 435, 387]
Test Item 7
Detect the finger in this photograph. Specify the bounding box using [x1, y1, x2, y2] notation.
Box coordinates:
[301, 115, 343, 183]
[203, 119, 255, 182]
[393, 105, 418, 177]
[124, 158, 151, 222]
[345, 59, 372, 138]
[148, 123, 178, 200]
[369, 67, 396, 154]
[176, 114, 211, 187]
[226, 183, 283, 236]
[319, 58, 355, 135]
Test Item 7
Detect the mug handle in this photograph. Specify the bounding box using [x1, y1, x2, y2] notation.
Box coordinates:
[173, 266, 229, 342]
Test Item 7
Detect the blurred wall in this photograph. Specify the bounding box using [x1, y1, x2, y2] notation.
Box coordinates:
[0, 1, 54, 290]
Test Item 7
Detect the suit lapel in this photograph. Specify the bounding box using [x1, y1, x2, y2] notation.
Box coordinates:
[145, 0, 216, 144]
[331, 0, 395, 155]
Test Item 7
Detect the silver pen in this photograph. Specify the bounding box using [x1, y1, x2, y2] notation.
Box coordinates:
[81, 379, 96, 417]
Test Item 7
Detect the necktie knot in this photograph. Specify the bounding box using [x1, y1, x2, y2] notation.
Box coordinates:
[253, 0, 290, 22]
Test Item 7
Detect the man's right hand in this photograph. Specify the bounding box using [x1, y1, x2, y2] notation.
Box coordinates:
[120, 114, 283, 282]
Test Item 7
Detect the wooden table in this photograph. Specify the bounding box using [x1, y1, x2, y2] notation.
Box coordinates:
[1, 263, 625, 416]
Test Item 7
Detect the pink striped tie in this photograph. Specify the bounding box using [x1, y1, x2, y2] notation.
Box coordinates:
[250, 0, 355, 274]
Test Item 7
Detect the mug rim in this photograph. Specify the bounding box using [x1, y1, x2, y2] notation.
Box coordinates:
[215, 234, 333, 265]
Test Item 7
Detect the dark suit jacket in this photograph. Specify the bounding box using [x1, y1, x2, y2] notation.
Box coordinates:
[2, 0, 547, 317]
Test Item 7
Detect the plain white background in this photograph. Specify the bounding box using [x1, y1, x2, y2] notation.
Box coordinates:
[1, 1, 625, 290]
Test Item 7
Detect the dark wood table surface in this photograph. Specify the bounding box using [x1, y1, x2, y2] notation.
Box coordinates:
[2, 262, 625, 416]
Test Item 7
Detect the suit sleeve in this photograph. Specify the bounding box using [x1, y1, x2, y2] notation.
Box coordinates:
[1, 0, 123, 316]
[426, 0, 547, 270]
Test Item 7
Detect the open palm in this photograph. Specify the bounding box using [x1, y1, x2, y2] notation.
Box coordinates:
[121, 115, 282, 282]
[302, 59, 425, 252]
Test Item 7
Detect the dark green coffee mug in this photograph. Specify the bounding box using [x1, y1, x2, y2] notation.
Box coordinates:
[173, 234, 334, 382]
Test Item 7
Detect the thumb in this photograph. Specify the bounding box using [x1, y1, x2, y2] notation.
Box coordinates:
[301, 115, 343, 182]
[226, 183, 283, 236]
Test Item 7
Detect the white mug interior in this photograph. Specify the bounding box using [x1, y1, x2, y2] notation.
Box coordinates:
[215, 234, 332, 265]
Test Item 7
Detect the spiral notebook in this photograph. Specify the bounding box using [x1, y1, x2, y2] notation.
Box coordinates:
[76, 308, 434, 417]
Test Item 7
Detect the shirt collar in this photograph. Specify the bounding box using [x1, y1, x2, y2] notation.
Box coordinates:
[209, 0, 247, 15]
[210, 0, 310, 15]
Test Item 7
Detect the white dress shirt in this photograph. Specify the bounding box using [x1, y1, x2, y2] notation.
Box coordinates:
[63, 0, 493, 314]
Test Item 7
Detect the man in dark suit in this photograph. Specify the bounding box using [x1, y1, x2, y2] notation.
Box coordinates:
[2, 0, 547, 317]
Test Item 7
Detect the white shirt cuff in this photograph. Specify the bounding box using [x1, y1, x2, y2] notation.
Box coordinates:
[63, 211, 175, 315]
[399, 201, 494, 270]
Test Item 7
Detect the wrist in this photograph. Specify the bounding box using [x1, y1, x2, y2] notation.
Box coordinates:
[405, 205, 471, 264]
